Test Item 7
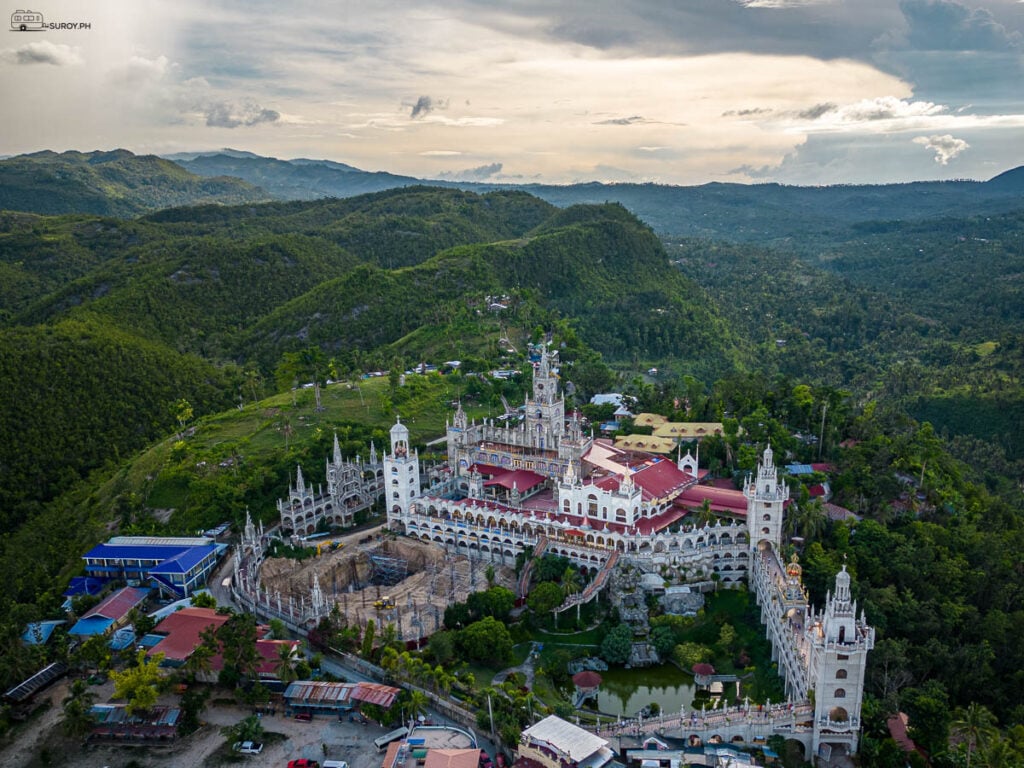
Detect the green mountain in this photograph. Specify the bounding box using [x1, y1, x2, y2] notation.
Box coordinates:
[174, 152, 422, 200]
[230, 201, 744, 380]
[0, 150, 269, 216]
[1, 188, 742, 526]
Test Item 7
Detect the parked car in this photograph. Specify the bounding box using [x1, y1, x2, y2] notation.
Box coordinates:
[233, 741, 264, 755]
[288, 760, 320, 768]
[295, 711, 314, 722]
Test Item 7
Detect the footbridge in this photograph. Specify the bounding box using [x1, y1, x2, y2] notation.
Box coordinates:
[555, 550, 619, 615]
[607, 701, 816, 756]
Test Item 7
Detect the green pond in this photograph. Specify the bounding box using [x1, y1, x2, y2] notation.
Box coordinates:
[594, 664, 697, 717]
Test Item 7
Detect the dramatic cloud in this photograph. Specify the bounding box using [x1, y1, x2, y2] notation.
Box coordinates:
[203, 100, 281, 128]
[2, 41, 82, 66]
[898, 0, 1022, 51]
[438, 162, 503, 180]
[913, 133, 969, 163]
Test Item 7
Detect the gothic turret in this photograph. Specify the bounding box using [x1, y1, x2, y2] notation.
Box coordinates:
[744, 444, 789, 552]
[807, 565, 875, 757]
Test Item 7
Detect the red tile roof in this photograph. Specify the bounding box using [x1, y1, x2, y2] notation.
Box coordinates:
[484, 469, 547, 491]
[149, 607, 229, 662]
[630, 459, 693, 501]
[677, 485, 748, 516]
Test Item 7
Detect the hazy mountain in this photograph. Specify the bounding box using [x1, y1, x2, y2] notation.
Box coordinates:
[0, 150, 269, 216]
[174, 153, 422, 200]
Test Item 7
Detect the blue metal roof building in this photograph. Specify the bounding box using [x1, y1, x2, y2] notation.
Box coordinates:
[82, 536, 224, 599]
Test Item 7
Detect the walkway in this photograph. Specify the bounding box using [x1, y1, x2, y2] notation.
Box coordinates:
[492, 642, 540, 689]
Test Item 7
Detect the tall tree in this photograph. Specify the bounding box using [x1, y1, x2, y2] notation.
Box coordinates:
[952, 703, 998, 768]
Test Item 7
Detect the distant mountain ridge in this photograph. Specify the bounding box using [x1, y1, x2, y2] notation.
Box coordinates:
[166, 150, 1024, 243]
[0, 149, 270, 216]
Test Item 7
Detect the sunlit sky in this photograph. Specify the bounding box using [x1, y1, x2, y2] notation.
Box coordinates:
[3, 0, 1024, 185]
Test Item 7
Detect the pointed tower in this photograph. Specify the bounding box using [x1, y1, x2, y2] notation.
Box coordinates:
[744, 444, 788, 552]
[808, 565, 875, 757]
[384, 416, 420, 530]
[525, 347, 564, 450]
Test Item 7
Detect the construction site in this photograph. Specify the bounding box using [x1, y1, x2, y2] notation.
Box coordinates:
[257, 535, 518, 642]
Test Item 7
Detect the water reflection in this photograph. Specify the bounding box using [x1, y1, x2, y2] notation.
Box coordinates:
[594, 664, 697, 717]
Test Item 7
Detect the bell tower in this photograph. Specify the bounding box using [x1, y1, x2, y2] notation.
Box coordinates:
[525, 347, 564, 450]
[808, 565, 875, 757]
[744, 444, 788, 553]
[384, 416, 420, 529]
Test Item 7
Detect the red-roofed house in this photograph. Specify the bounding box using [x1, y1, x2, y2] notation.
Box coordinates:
[148, 607, 229, 665]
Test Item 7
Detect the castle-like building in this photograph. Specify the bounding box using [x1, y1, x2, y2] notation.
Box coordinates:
[381, 347, 873, 760]
[278, 433, 384, 535]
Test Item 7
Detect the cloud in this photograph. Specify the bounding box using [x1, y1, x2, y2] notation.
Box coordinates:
[408, 95, 448, 119]
[595, 115, 648, 125]
[897, 0, 1023, 51]
[2, 41, 82, 66]
[203, 99, 281, 128]
[419, 150, 462, 156]
[913, 133, 969, 163]
[108, 54, 171, 87]
[736, 0, 834, 6]
[797, 102, 837, 119]
[722, 107, 773, 117]
[437, 162, 503, 180]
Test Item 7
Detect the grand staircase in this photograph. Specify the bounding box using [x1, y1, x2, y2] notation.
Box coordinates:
[554, 550, 618, 614]
[517, 536, 549, 597]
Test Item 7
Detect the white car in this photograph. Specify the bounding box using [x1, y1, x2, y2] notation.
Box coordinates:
[233, 741, 264, 755]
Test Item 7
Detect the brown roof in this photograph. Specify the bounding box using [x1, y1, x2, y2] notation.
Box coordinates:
[424, 749, 479, 768]
[887, 712, 918, 753]
[572, 670, 602, 688]
[149, 607, 229, 662]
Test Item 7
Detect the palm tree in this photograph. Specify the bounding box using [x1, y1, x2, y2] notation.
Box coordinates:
[562, 566, 581, 597]
[181, 638, 215, 684]
[979, 737, 1015, 768]
[274, 643, 298, 685]
[62, 680, 97, 741]
[952, 702, 998, 768]
[406, 689, 429, 725]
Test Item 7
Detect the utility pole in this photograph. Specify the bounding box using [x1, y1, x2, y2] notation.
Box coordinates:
[818, 402, 828, 460]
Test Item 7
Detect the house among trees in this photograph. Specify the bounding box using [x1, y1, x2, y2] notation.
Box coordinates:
[69, 586, 150, 637]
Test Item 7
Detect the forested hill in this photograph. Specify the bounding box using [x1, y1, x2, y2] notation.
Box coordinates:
[0, 150, 269, 216]
[0, 188, 739, 531]
[241, 202, 743, 379]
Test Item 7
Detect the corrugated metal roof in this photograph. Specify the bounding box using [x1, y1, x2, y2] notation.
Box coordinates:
[148, 543, 218, 574]
[523, 715, 609, 763]
[83, 586, 150, 621]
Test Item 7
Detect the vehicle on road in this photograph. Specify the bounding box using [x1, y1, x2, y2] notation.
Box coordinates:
[374, 726, 409, 751]
[295, 711, 314, 722]
[288, 760, 320, 768]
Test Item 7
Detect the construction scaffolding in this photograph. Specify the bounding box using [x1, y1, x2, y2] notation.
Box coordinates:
[257, 536, 516, 644]
[369, 553, 408, 586]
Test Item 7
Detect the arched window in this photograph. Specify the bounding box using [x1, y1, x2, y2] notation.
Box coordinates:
[835, 688, 846, 698]
[762, 513, 771, 521]
[836, 669, 848, 679]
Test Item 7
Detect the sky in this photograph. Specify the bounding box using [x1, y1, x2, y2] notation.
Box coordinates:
[2, 0, 1023, 185]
